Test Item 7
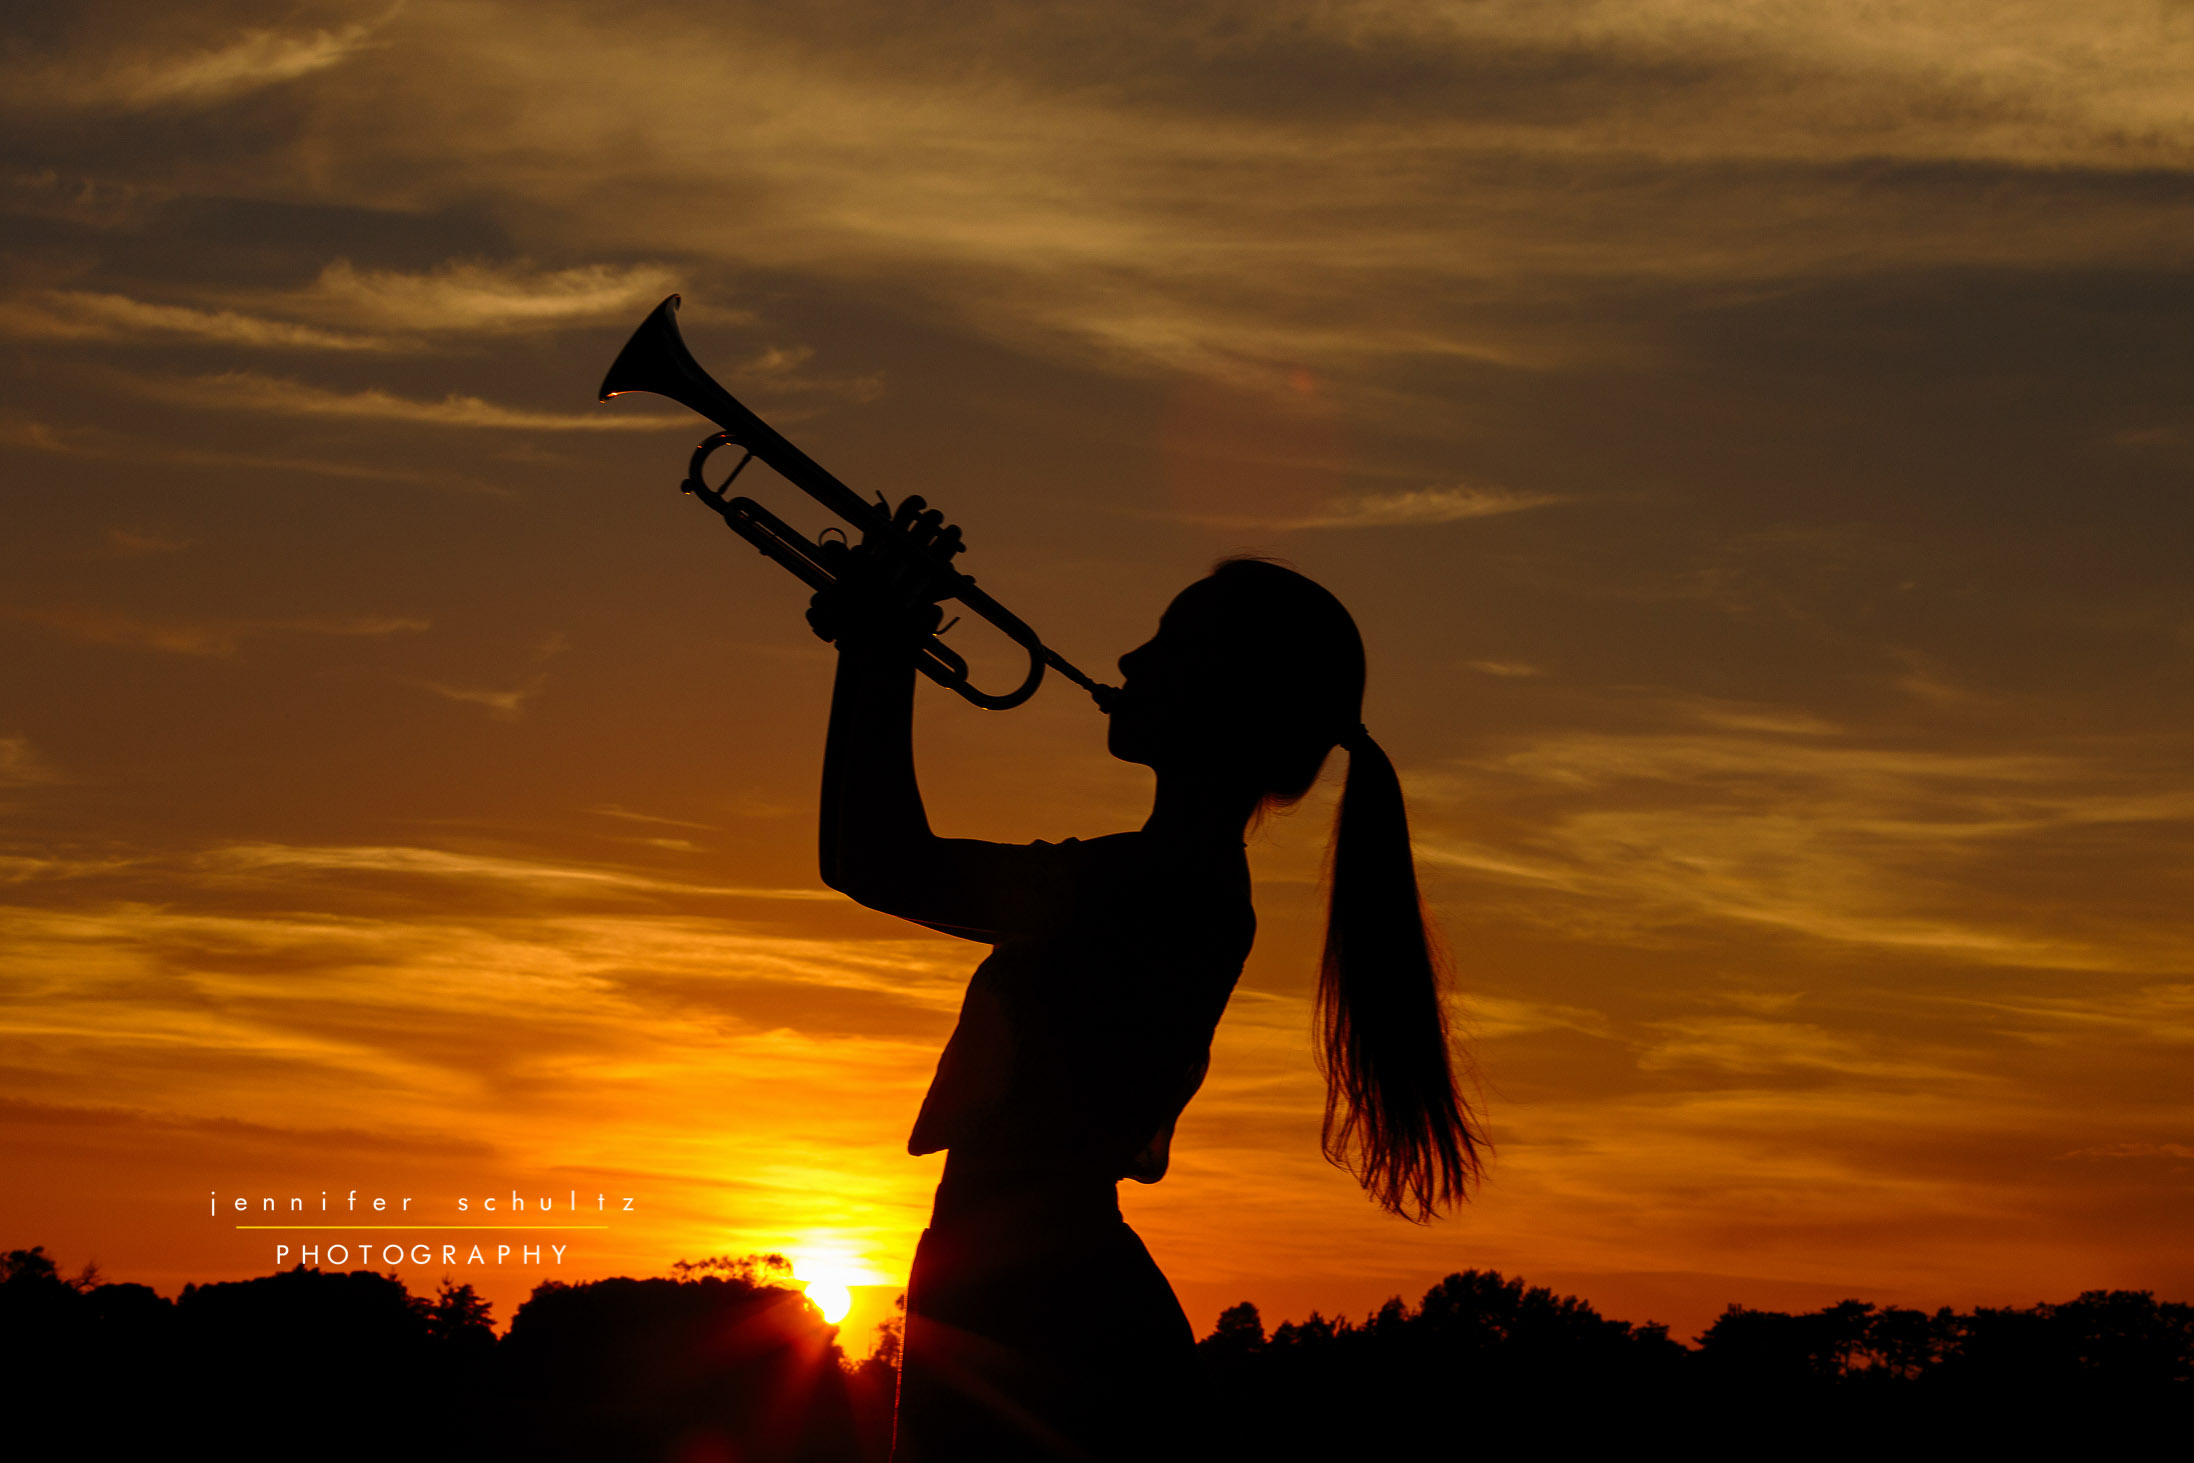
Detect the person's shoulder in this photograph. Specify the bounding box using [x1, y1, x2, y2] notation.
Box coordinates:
[1094, 832, 1253, 900]
[1055, 830, 1177, 869]
[1004, 832, 1247, 897]
[1004, 832, 1169, 897]
[988, 832, 1133, 889]
[1019, 831, 1141, 860]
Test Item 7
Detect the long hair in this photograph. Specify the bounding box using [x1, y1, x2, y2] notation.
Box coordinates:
[1198, 559, 1487, 1220]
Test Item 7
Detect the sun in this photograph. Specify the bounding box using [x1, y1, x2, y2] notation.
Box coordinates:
[789, 1246, 881, 1326]
[803, 1273, 854, 1325]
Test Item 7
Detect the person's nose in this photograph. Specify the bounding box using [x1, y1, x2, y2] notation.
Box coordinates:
[1117, 641, 1153, 680]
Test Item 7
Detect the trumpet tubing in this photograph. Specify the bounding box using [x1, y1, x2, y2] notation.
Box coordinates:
[598, 295, 1111, 711]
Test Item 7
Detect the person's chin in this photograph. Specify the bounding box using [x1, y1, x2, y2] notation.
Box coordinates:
[1106, 727, 1158, 767]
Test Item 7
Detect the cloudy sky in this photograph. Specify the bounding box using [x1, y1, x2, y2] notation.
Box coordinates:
[4, 0, 2191, 1343]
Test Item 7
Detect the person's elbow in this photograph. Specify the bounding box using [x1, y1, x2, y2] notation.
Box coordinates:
[820, 850, 895, 912]
[822, 833, 950, 917]
[819, 854, 862, 900]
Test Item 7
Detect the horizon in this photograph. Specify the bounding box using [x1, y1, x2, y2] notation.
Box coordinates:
[26, 1237, 2179, 1355]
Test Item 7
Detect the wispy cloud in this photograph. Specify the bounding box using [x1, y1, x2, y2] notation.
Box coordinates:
[0, 292, 384, 350]
[1157, 485, 1567, 533]
[300, 259, 683, 333]
[132, 371, 680, 431]
[1948, 982, 2194, 1047]
[14, 607, 429, 658]
[416, 629, 573, 719]
[1888, 650, 1990, 711]
[1465, 994, 1616, 1042]
[727, 344, 885, 404]
[1636, 1014, 1970, 1083]
[197, 842, 838, 905]
[0, 262, 685, 355]
[419, 675, 548, 720]
[0, 166, 163, 229]
[1280, 486, 1566, 530]
[0, 412, 479, 487]
[1416, 706, 2194, 973]
[2060, 1142, 2194, 1161]
[0, 736, 62, 789]
[0, 853, 137, 882]
[0, 415, 67, 451]
[590, 806, 715, 832]
[3, 20, 384, 113]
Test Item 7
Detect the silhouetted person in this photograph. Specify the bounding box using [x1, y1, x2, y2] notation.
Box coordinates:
[809, 507, 1486, 1461]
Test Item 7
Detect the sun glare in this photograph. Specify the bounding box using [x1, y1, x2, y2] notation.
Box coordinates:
[789, 1245, 881, 1327]
[804, 1278, 854, 1325]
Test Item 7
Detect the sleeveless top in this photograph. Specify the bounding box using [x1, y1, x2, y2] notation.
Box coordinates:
[907, 832, 1255, 1183]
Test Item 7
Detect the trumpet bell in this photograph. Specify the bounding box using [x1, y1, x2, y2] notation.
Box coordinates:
[599, 294, 700, 407]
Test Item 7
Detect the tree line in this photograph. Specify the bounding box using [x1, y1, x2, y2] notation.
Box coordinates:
[5, 1244, 2184, 1459]
[1196, 1270, 2190, 1454]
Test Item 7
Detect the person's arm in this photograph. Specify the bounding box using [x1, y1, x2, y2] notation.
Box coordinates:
[811, 498, 1014, 937]
[817, 637, 933, 906]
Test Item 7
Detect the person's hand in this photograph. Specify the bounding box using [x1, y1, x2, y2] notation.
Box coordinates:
[805, 495, 966, 654]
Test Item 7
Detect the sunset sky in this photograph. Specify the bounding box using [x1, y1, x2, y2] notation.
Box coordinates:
[4, 1, 2191, 1348]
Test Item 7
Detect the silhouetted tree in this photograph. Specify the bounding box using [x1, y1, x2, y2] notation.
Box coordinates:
[1200, 1300, 1266, 1359]
[2052, 1289, 2194, 1390]
[0, 1246, 96, 1401]
[492, 1264, 863, 1462]
[423, 1275, 496, 1349]
[670, 1252, 794, 1283]
[843, 1294, 905, 1461]
[169, 1265, 446, 1458]
[1859, 1304, 1953, 1381]
[1200, 1270, 1689, 1457]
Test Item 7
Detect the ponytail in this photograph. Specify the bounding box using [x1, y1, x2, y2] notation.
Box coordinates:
[1190, 556, 1486, 1220]
[1317, 727, 1486, 1221]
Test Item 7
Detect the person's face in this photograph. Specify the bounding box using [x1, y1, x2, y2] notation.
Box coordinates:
[1105, 583, 1236, 770]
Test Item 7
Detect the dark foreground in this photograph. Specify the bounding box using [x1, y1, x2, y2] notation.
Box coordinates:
[5, 1245, 2187, 1460]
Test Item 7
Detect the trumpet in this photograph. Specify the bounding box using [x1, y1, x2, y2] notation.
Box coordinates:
[599, 295, 1114, 711]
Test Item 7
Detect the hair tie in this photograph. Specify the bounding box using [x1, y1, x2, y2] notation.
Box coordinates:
[1342, 722, 1372, 750]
